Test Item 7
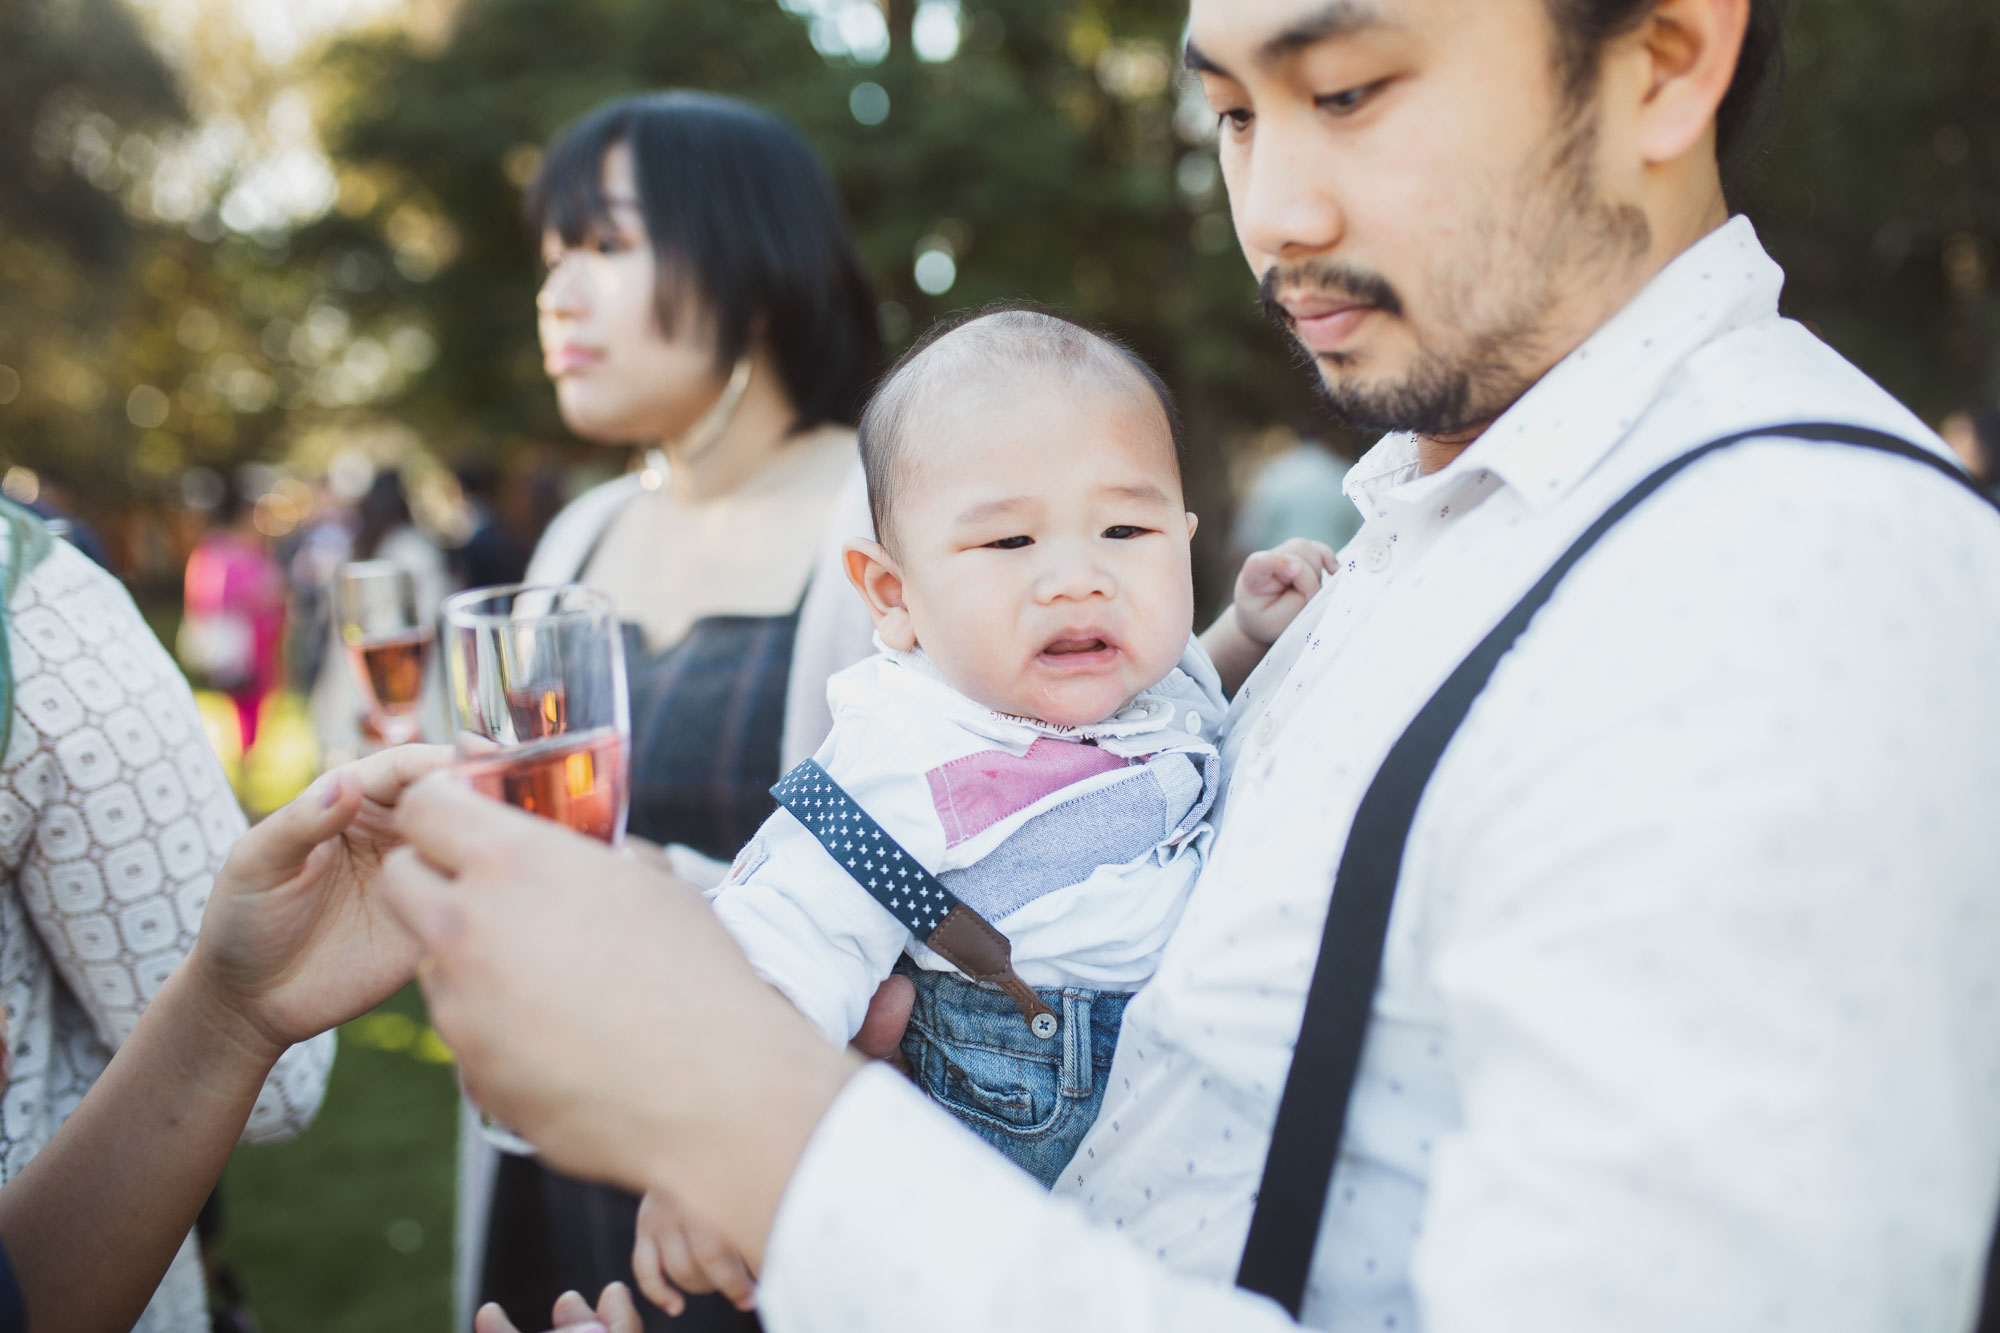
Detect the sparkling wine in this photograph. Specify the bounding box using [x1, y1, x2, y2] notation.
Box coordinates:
[459, 727, 627, 843]
[347, 630, 433, 742]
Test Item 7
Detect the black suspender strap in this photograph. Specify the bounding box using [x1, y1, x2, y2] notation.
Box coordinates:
[1233, 423, 2000, 1319]
[771, 760, 1059, 1037]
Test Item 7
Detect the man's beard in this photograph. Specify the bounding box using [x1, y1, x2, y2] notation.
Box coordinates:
[1261, 111, 1651, 439]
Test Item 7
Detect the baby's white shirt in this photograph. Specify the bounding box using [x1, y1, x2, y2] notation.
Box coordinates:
[709, 641, 1228, 1045]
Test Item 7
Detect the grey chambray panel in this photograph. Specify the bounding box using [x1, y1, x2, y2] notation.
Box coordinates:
[940, 753, 1205, 921]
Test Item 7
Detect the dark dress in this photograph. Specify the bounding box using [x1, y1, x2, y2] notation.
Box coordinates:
[479, 611, 799, 1332]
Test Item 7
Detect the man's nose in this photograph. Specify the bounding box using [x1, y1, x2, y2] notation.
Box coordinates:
[1229, 108, 1347, 265]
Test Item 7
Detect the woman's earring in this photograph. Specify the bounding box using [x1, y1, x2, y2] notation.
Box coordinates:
[669, 355, 755, 468]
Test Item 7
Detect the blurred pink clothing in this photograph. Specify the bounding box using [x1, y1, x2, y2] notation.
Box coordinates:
[182, 530, 286, 751]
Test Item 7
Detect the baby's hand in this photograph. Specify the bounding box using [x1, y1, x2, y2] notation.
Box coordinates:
[631, 1186, 756, 1315]
[1233, 538, 1339, 646]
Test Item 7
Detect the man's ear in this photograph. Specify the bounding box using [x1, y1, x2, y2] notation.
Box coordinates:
[843, 539, 917, 651]
[1621, 0, 1749, 166]
[1186, 511, 1200, 542]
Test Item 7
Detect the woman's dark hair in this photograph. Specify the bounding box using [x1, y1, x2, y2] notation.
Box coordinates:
[1547, 0, 1787, 175]
[526, 92, 883, 432]
[353, 471, 412, 561]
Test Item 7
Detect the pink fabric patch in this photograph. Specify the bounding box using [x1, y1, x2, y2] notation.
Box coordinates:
[926, 738, 1130, 848]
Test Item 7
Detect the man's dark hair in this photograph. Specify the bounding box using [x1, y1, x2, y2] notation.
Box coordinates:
[527, 91, 883, 431]
[858, 302, 1187, 547]
[1546, 0, 1788, 175]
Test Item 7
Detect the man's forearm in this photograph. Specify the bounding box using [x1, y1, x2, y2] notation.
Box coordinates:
[758, 1065, 1304, 1333]
[0, 959, 282, 1333]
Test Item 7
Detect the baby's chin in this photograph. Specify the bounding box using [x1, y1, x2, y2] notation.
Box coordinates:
[989, 676, 1149, 731]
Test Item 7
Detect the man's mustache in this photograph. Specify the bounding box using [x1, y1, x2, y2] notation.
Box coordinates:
[1258, 261, 1405, 327]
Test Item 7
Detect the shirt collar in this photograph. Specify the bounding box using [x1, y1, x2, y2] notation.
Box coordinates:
[1344, 215, 1784, 517]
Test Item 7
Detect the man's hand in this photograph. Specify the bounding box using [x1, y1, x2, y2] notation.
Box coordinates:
[1233, 538, 1338, 646]
[379, 776, 862, 1264]
[188, 744, 454, 1061]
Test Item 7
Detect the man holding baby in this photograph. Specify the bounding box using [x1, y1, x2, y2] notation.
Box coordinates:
[382, 1, 2000, 1330]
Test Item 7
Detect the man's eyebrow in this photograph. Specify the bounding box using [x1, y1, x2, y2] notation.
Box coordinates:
[1186, 1, 1388, 78]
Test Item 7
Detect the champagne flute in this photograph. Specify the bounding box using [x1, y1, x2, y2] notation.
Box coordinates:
[335, 561, 433, 746]
[440, 584, 630, 1155]
[440, 584, 631, 845]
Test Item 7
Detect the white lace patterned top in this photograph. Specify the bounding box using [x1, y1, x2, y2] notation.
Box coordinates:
[0, 537, 334, 1331]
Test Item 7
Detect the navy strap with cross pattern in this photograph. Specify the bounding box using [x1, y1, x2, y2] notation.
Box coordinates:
[1234, 423, 2000, 1321]
[772, 760, 960, 938]
[771, 759, 1060, 1037]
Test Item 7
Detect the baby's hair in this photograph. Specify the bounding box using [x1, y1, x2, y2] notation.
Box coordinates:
[857, 302, 1187, 547]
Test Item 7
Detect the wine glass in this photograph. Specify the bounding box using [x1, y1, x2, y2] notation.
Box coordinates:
[335, 561, 433, 746]
[439, 584, 630, 1155]
[440, 584, 631, 845]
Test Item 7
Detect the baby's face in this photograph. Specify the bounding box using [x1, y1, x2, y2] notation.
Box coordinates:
[883, 374, 1196, 728]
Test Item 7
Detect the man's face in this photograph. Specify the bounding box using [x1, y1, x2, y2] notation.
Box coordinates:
[1188, 0, 1652, 439]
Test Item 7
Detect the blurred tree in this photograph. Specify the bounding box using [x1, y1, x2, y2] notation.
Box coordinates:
[0, 0, 312, 532]
[2, 0, 1995, 583]
[1746, 0, 2000, 418]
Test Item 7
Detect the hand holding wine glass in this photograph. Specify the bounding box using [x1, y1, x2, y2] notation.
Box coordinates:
[439, 582, 633, 1153]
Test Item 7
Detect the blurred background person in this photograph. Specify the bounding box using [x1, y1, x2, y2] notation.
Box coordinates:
[1228, 430, 1365, 570]
[281, 477, 357, 704]
[0, 494, 334, 1331]
[179, 475, 288, 758]
[309, 468, 455, 763]
[449, 459, 531, 591]
[461, 90, 883, 1333]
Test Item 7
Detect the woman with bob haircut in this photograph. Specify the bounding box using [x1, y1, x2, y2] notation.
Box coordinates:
[458, 90, 883, 1333]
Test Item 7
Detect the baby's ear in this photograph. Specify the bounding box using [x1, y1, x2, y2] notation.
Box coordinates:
[843, 539, 917, 650]
[1185, 511, 1200, 541]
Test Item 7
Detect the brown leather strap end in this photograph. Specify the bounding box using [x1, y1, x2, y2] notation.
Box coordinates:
[926, 905, 1059, 1039]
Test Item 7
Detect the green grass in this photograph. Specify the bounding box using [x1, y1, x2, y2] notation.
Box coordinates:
[215, 985, 460, 1330]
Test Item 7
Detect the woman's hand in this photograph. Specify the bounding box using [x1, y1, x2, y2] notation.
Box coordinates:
[472, 1282, 644, 1333]
[188, 744, 454, 1060]
[379, 775, 861, 1262]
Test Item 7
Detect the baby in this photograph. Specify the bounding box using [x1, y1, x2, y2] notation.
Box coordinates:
[630, 307, 1333, 1313]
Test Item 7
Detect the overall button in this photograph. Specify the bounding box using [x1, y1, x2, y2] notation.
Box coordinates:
[1030, 1012, 1059, 1040]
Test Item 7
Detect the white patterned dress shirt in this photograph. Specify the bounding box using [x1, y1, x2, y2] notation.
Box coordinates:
[0, 540, 334, 1331]
[757, 217, 2000, 1333]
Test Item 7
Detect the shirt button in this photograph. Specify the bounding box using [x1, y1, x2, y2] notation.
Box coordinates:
[1361, 539, 1392, 573]
[1255, 713, 1278, 746]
